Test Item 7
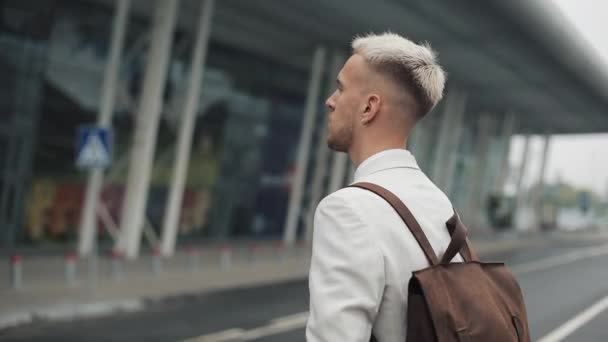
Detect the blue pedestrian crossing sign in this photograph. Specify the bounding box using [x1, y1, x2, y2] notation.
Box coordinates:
[76, 126, 113, 169]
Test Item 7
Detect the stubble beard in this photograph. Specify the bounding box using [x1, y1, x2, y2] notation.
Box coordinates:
[327, 121, 353, 153]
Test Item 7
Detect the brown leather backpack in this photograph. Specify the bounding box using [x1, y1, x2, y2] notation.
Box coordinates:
[350, 182, 531, 342]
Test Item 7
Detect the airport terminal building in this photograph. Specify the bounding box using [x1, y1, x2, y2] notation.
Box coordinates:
[1, 0, 607, 258]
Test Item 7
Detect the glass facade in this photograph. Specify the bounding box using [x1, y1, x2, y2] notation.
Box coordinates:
[0, 0, 312, 248]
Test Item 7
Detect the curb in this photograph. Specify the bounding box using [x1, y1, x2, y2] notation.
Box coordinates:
[0, 299, 144, 331]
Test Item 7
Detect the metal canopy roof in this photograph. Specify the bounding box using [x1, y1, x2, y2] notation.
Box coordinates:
[92, 0, 608, 134]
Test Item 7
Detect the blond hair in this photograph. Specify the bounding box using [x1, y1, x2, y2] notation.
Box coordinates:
[352, 32, 446, 116]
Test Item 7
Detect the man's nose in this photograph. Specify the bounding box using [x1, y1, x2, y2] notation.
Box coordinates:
[325, 97, 335, 111]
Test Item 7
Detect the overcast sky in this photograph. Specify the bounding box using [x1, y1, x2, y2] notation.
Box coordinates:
[509, 0, 608, 198]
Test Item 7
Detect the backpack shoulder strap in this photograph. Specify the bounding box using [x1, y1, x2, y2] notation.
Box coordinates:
[445, 213, 479, 262]
[349, 182, 439, 266]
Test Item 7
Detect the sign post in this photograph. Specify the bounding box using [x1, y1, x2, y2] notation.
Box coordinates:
[76, 125, 113, 289]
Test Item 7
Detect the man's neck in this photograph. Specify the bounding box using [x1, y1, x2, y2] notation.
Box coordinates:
[349, 136, 409, 167]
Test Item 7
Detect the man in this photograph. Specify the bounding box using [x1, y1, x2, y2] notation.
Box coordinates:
[306, 32, 460, 341]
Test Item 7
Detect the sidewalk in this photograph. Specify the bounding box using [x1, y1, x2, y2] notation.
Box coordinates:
[0, 230, 602, 330]
[0, 241, 311, 330]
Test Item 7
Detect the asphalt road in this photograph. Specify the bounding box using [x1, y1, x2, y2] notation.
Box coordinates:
[2, 233, 608, 342]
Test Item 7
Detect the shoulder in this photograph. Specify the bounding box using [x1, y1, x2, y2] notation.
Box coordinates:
[312, 188, 383, 256]
[315, 187, 381, 218]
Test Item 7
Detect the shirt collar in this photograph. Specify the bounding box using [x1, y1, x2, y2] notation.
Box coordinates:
[353, 148, 420, 182]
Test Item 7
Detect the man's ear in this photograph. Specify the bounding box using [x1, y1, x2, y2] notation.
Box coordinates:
[361, 94, 381, 125]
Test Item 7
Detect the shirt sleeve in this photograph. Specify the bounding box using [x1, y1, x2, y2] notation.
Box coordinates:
[306, 191, 385, 342]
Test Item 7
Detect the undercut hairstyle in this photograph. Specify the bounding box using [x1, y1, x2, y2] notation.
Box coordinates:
[352, 32, 446, 118]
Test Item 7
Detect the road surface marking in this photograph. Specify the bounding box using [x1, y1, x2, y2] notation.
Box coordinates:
[240, 312, 309, 340]
[183, 328, 245, 342]
[189, 243, 608, 341]
[188, 313, 308, 341]
[537, 294, 608, 342]
[511, 243, 608, 275]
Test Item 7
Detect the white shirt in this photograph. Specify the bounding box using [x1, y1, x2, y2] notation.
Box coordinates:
[306, 149, 462, 342]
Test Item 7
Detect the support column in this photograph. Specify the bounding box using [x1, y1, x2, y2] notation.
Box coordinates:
[160, 0, 214, 257]
[431, 90, 466, 190]
[478, 119, 498, 221]
[443, 98, 467, 197]
[327, 154, 349, 194]
[346, 161, 356, 185]
[282, 47, 326, 246]
[514, 135, 531, 230]
[78, 0, 131, 257]
[465, 114, 494, 229]
[409, 115, 433, 171]
[533, 134, 551, 228]
[304, 52, 344, 243]
[494, 112, 516, 194]
[116, 0, 179, 259]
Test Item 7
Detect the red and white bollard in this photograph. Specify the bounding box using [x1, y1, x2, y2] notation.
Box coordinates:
[64, 251, 77, 287]
[110, 249, 123, 281]
[10, 254, 22, 290]
[152, 247, 162, 276]
[219, 245, 232, 271]
[187, 245, 201, 273]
